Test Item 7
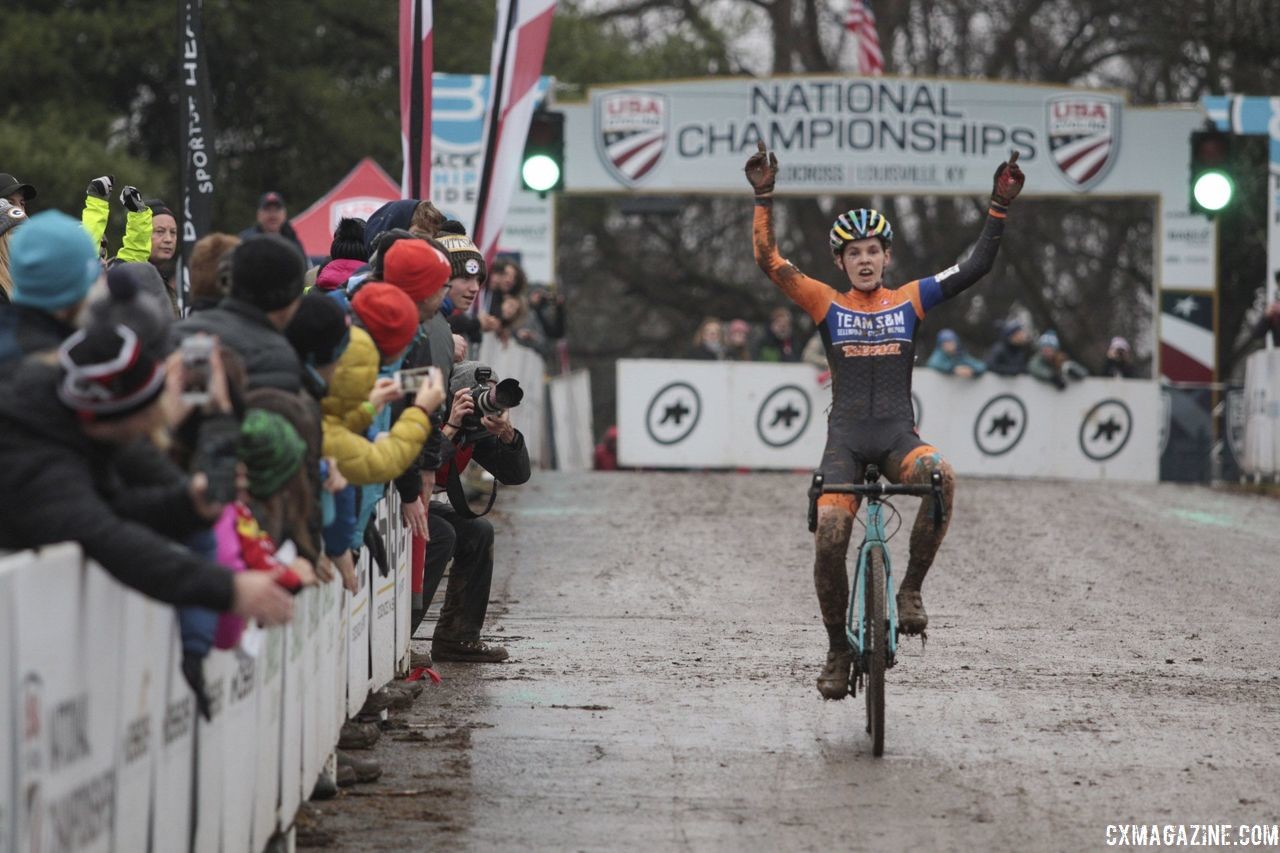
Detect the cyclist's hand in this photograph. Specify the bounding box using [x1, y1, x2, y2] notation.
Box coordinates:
[992, 150, 1024, 206]
[744, 140, 778, 197]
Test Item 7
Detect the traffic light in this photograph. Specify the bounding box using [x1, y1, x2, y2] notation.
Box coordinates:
[521, 109, 564, 194]
[1189, 129, 1234, 216]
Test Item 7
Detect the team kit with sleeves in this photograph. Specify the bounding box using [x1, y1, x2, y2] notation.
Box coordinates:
[746, 140, 1025, 700]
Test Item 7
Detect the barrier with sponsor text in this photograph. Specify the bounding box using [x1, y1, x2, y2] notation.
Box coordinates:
[618, 360, 1159, 481]
[0, 492, 415, 853]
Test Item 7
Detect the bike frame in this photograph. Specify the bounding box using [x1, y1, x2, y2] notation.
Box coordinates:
[847, 497, 897, 666]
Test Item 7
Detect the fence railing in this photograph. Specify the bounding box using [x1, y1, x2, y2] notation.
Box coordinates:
[1, 491, 414, 853]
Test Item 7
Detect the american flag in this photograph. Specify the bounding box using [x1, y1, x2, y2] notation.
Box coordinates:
[845, 0, 884, 75]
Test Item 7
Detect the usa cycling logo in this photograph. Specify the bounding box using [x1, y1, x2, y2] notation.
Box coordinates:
[1046, 94, 1122, 191]
[596, 90, 668, 187]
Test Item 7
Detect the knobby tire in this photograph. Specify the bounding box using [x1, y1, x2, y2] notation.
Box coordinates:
[865, 547, 887, 756]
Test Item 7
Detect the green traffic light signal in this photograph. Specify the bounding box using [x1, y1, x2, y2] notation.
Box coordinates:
[522, 154, 561, 193]
[1189, 129, 1234, 217]
[520, 109, 564, 194]
[1192, 170, 1233, 211]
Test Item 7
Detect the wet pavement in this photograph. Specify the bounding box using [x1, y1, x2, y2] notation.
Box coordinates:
[302, 472, 1280, 851]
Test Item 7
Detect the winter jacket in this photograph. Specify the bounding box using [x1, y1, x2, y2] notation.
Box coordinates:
[0, 361, 234, 610]
[320, 326, 433, 486]
[984, 339, 1031, 376]
[173, 297, 302, 393]
[434, 429, 532, 490]
[0, 303, 78, 366]
[393, 313, 453, 505]
[926, 347, 987, 376]
[81, 194, 153, 263]
[752, 330, 803, 363]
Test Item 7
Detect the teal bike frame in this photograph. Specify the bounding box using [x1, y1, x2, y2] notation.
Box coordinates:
[808, 465, 944, 671]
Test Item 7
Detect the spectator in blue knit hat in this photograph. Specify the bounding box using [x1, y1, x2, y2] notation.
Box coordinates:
[926, 328, 986, 377]
[1029, 329, 1088, 390]
[0, 210, 102, 365]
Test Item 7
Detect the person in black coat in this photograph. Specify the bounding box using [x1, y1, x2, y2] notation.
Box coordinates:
[0, 323, 293, 624]
[174, 234, 306, 393]
[985, 318, 1033, 376]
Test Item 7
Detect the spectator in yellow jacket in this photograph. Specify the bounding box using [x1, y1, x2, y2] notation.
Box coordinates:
[321, 283, 444, 485]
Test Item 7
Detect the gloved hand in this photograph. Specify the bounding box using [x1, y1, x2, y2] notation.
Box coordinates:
[744, 140, 778, 197]
[991, 150, 1025, 206]
[120, 185, 147, 212]
[86, 175, 114, 200]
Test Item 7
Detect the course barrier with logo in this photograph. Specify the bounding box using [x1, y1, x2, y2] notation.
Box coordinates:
[617, 360, 1160, 481]
[1242, 348, 1280, 479]
[0, 492, 415, 853]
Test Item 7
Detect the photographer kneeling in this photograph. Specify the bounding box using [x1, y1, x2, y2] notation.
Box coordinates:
[428, 361, 530, 663]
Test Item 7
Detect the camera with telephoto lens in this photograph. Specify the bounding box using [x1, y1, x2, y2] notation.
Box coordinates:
[450, 361, 523, 436]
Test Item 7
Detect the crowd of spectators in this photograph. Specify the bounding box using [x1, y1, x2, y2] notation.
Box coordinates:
[0, 173, 550, 796]
[684, 307, 808, 363]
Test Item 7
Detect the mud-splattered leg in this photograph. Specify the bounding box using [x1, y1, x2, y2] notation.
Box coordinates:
[814, 502, 857, 699]
[891, 449, 955, 635]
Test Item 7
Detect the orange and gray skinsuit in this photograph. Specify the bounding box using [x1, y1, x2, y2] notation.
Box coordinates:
[81, 193, 153, 263]
[752, 195, 1009, 625]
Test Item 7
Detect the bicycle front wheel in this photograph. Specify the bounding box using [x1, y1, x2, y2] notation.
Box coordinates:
[865, 547, 887, 756]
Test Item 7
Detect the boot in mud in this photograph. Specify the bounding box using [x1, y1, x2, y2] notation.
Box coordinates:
[817, 648, 854, 700]
[896, 587, 928, 636]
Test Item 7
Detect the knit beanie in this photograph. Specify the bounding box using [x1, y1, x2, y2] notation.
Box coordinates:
[89, 265, 174, 359]
[237, 408, 306, 500]
[230, 234, 306, 312]
[56, 323, 166, 420]
[330, 218, 367, 262]
[147, 199, 175, 219]
[382, 239, 451, 302]
[351, 282, 418, 357]
[0, 199, 26, 238]
[369, 228, 415, 279]
[1038, 330, 1060, 350]
[10, 210, 101, 311]
[437, 220, 486, 282]
[285, 292, 352, 367]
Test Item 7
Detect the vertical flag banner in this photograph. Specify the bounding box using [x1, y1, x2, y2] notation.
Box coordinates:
[845, 0, 884, 76]
[400, 0, 434, 199]
[179, 0, 216, 313]
[472, 0, 558, 265]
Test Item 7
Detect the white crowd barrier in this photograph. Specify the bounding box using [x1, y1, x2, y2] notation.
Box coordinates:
[618, 360, 1161, 481]
[0, 492, 413, 853]
[1242, 348, 1280, 479]
[478, 333, 548, 468]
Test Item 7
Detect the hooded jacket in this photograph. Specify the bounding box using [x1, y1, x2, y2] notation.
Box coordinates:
[174, 297, 302, 393]
[0, 361, 234, 610]
[319, 326, 433, 485]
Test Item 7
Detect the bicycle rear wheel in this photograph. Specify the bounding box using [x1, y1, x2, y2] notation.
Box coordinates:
[864, 547, 887, 756]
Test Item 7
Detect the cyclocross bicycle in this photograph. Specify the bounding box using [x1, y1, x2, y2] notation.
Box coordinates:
[808, 464, 945, 756]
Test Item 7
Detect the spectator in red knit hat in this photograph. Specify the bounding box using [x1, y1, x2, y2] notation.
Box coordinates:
[351, 282, 419, 360]
[380, 238, 452, 323]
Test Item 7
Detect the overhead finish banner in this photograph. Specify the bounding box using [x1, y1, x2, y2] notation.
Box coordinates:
[179, 0, 216, 309]
[563, 76, 1214, 290]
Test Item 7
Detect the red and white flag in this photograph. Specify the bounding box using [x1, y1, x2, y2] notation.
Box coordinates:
[399, 0, 433, 199]
[472, 0, 557, 264]
[845, 0, 884, 76]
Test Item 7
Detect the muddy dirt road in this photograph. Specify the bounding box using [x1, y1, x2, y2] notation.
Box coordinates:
[304, 472, 1280, 851]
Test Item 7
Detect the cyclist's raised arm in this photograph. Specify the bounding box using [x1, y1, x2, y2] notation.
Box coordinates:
[746, 141, 833, 323]
[921, 152, 1026, 307]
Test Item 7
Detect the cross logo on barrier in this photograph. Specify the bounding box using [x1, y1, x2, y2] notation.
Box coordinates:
[988, 411, 1018, 437]
[770, 403, 802, 429]
[1079, 399, 1133, 461]
[1092, 416, 1123, 443]
[973, 394, 1028, 457]
[660, 400, 692, 426]
[756, 385, 812, 448]
[645, 382, 702, 446]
